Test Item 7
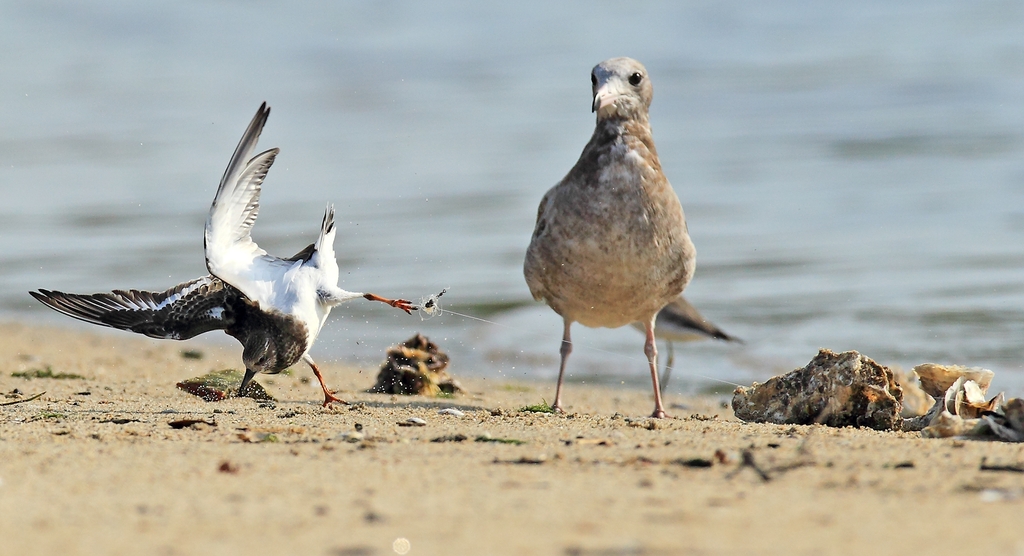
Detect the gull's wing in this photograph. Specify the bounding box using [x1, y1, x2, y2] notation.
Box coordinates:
[204, 102, 289, 304]
[30, 276, 236, 340]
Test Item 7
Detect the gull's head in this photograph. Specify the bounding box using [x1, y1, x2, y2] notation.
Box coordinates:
[591, 57, 652, 121]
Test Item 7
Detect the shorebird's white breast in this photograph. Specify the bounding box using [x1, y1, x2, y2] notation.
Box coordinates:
[242, 260, 328, 351]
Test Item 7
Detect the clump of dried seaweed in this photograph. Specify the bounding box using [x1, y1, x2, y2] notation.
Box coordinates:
[367, 333, 463, 397]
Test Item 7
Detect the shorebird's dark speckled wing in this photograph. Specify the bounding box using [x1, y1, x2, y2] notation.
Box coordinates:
[30, 276, 237, 340]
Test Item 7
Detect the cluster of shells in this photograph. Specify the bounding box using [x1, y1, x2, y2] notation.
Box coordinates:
[732, 349, 1024, 441]
[903, 363, 1024, 442]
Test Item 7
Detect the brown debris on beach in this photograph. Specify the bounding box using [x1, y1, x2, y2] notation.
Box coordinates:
[367, 333, 463, 396]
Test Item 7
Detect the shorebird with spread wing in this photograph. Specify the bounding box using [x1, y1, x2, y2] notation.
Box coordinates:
[31, 103, 415, 406]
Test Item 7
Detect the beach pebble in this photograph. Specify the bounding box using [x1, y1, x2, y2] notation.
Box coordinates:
[979, 488, 1022, 503]
[398, 417, 427, 427]
[335, 431, 364, 443]
[437, 408, 464, 417]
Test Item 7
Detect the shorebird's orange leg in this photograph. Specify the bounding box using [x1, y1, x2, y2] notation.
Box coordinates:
[306, 358, 347, 407]
[552, 319, 572, 413]
[363, 293, 415, 314]
[645, 319, 669, 418]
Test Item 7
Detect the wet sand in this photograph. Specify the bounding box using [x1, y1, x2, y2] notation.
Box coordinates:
[0, 322, 1022, 555]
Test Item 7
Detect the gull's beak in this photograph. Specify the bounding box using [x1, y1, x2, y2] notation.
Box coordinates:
[238, 368, 257, 397]
[592, 81, 626, 114]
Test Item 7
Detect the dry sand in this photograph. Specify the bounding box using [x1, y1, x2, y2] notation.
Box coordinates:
[1, 321, 1023, 555]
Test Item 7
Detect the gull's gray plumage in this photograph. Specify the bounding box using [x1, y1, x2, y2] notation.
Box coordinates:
[524, 57, 696, 418]
[32, 102, 414, 406]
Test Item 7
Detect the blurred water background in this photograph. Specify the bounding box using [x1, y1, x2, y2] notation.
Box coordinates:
[3, 1, 1024, 396]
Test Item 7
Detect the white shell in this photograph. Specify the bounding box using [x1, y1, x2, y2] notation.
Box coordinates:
[913, 364, 993, 397]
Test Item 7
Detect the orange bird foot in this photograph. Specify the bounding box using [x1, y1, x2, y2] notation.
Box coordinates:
[363, 293, 415, 315]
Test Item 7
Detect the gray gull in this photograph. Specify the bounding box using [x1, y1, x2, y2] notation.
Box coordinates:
[524, 57, 696, 418]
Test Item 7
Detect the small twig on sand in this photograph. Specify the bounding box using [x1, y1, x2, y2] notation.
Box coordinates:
[980, 457, 1024, 474]
[0, 392, 46, 407]
[726, 449, 772, 482]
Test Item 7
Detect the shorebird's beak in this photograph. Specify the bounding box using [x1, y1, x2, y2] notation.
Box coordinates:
[238, 368, 257, 397]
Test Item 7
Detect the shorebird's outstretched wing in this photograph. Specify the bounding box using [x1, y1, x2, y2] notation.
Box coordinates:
[204, 102, 287, 304]
[30, 276, 236, 340]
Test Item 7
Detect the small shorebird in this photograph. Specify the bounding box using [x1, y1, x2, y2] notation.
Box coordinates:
[524, 57, 696, 418]
[31, 103, 415, 406]
[634, 295, 741, 393]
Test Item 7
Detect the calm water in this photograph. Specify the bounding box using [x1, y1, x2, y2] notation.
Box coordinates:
[3, 1, 1024, 395]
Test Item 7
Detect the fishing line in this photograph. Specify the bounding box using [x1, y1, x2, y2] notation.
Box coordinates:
[412, 289, 745, 390]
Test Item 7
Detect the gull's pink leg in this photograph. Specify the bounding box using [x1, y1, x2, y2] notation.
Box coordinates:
[553, 319, 572, 413]
[363, 293, 415, 314]
[306, 357, 347, 407]
[645, 318, 669, 418]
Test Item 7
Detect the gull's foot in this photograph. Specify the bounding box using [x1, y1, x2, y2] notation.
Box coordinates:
[650, 408, 670, 419]
[321, 391, 349, 408]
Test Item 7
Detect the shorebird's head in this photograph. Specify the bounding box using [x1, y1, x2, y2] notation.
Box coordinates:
[241, 332, 276, 377]
[591, 57, 653, 121]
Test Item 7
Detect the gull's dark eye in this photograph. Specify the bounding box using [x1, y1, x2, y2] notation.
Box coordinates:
[628, 72, 643, 86]
[591, 73, 597, 87]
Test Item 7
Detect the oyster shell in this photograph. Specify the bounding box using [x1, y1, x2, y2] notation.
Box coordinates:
[921, 410, 982, 439]
[732, 349, 903, 431]
[912, 363, 993, 398]
[945, 376, 1002, 419]
[906, 365, 1014, 439]
[983, 398, 1024, 442]
[892, 367, 932, 418]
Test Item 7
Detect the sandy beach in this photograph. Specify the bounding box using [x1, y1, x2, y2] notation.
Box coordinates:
[0, 321, 1022, 555]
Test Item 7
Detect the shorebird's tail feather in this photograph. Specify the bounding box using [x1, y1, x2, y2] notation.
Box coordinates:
[30, 276, 235, 341]
[313, 204, 337, 263]
[316, 204, 335, 250]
